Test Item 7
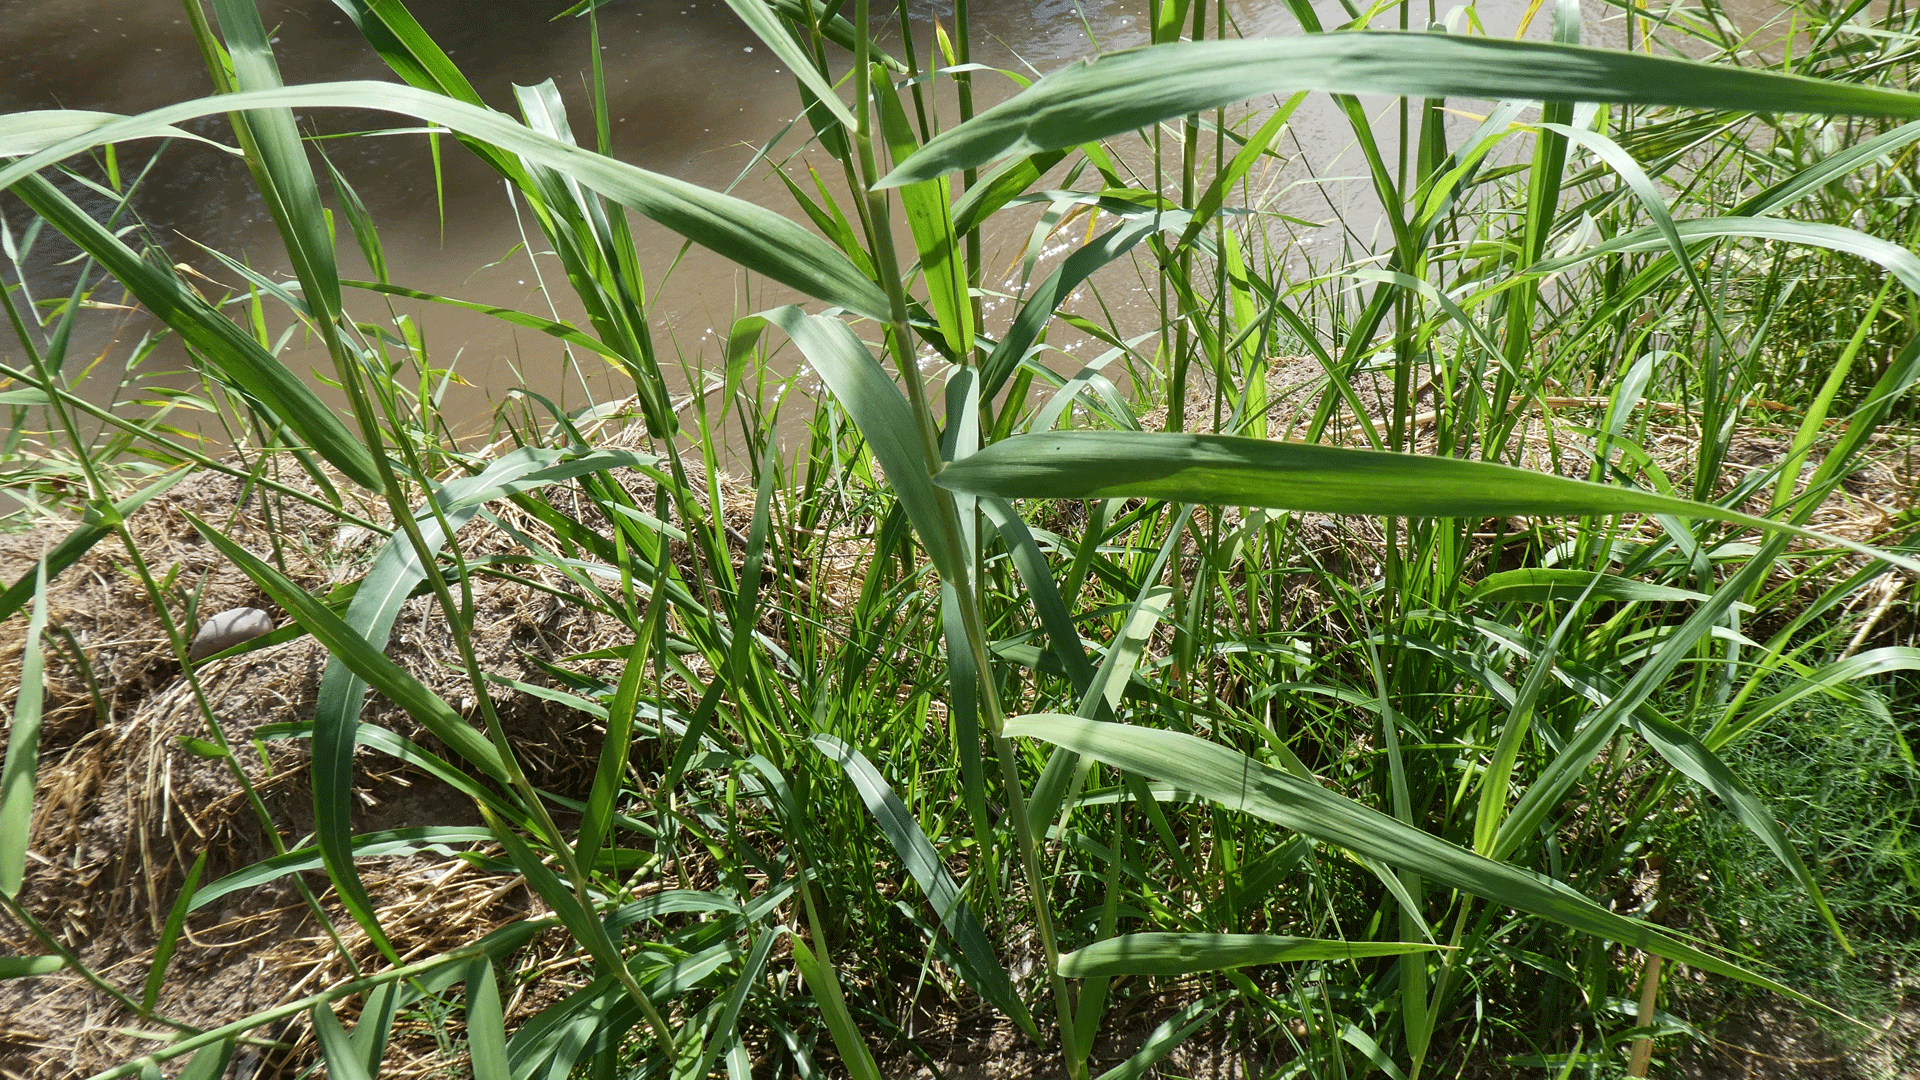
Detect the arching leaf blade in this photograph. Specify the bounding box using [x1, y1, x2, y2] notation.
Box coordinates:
[879, 32, 1920, 187]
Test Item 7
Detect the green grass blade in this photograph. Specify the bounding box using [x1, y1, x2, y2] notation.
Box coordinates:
[1711, 647, 1920, 748]
[175, 1042, 235, 1080]
[0, 469, 187, 623]
[875, 73, 973, 358]
[982, 213, 1186, 398]
[211, 0, 345, 319]
[719, 0, 857, 130]
[1004, 714, 1827, 1009]
[932, 432, 1920, 574]
[348, 983, 399, 1080]
[1625, 710, 1851, 953]
[1469, 569, 1712, 606]
[1535, 217, 1920, 297]
[577, 590, 663, 873]
[188, 827, 493, 913]
[811, 734, 1038, 1037]
[140, 851, 207, 1018]
[4, 174, 382, 488]
[0, 956, 63, 978]
[788, 937, 882, 1080]
[183, 512, 507, 779]
[0, 559, 49, 898]
[310, 445, 577, 971]
[465, 957, 512, 1080]
[744, 306, 966, 584]
[342, 281, 623, 361]
[0, 111, 216, 156]
[1091, 990, 1232, 1080]
[881, 32, 1920, 186]
[676, 929, 782, 1080]
[0, 85, 890, 321]
[1057, 933, 1443, 978]
[313, 1002, 375, 1080]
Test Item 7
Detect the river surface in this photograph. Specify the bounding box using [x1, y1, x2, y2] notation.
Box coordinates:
[0, 0, 1778, 450]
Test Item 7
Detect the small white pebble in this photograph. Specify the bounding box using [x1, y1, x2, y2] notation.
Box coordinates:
[189, 608, 275, 662]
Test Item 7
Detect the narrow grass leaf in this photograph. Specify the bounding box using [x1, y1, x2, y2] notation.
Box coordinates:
[745, 306, 967, 584]
[880, 32, 1920, 186]
[1058, 934, 1442, 977]
[349, 984, 398, 1080]
[789, 938, 882, 1080]
[183, 512, 507, 780]
[310, 445, 576, 979]
[313, 1003, 374, 1080]
[0, 84, 890, 321]
[932, 432, 1920, 574]
[174, 1043, 234, 1080]
[0, 469, 185, 625]
[465, 957, 511, 1080]
[1469, 569, 1712, 605]
[0, 560, 49, 899]
[343, 281, 622, 361]
[0, 111, 218, 156]
[1535, 217, 1920, 298]
[1712, 647, 1920, 748]
[983, 213, 1187, 397]
[4, 175, 382, 488]
[0, 956, 62, 979]
[811, 734, 1038, 1038]
[189, 827, 493, 912]
[1092, 991, 1232, 1080]
[140, 851, 206, 1018]
[719, 0, 856, 130]
[676, 929, 782, 1080]
[1625, 710, 1851, 951]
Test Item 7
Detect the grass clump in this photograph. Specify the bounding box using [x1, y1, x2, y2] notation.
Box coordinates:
[2, 0, 1919, 1078]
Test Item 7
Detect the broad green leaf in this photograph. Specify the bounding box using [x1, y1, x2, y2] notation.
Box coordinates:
[1057, 933, 1442, 978]
[880, 32, 1920, 186]
[1003, 714, 1822, 1007]
[0, 84, 889, 321]
[932, 432, 1920, 575]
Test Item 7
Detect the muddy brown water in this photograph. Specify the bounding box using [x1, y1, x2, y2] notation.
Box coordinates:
[0, 0, 1788, 457]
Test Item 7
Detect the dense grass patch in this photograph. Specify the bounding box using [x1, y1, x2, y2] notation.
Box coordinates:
[2, 0, 1918, 1078]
